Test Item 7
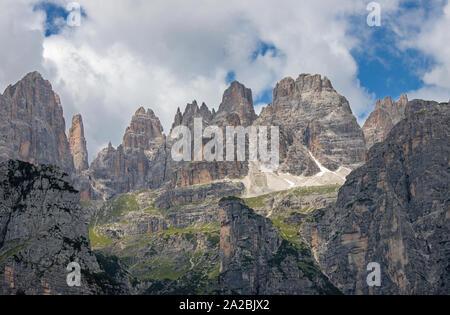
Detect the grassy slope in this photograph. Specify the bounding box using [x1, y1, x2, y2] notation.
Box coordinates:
[84, 184, 341, 293]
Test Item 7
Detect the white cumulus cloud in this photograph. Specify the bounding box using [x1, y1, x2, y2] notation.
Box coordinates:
[3, 0, 427, 161]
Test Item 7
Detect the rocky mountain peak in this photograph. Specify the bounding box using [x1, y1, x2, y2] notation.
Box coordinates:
[273, 74, 335, 102]
[68, 114, 89, 172]
[257, 73, 366, 174]
[185, 100, 199, 114]
[375, 96, 393, 110]
[215, 81, 256, 126]
[171, 107, 183, 130]
[399, 93, 408, 104]
[122, 107, 164, 150]
[0, 72, 74, 173]
[199, 102, 213, 120]
[295, 73, 334, 93]
[273, 77, 295, 100]
[135, 106, 146, 115]
[3, 71, 50, 99]
[170, 100, 214, 132]
[305, 100, 449, 294]
[363, 94, 409, 149]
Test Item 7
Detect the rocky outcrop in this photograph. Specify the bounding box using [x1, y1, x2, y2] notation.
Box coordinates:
[0, 72, 367, 201]
[155, 182, 244, 209]
[0, 160, 126, 295]
[213, 81, 257, 127]
[88, 108, 168, 200]
[0, 72, 74, 173]
[169, 100, 214, 135]
[170, 161, 248, 188]
[303, 100, 449, 295]
[167, 83, 255, 188]
[363, 94, 408, 149]
[218, 197, 340, 295]
[256, 74, 366, 176]
[122, 107, 164, 150]
[90, 183, 244, 246]
[68, 114, 89, 172]
[87, 183, 245, 294]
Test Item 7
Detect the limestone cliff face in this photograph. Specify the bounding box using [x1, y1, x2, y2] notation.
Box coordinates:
[0, 72, 74, 173]
[363, 94, 408, 149]
[213, 81, 257, 127]
[0, 72, 367, 199]
[122, 107, 164, 150]
[170, 100, 214, 133]
[218, 197, 340, 295]
[86, 106, 173, 200]
[167, 84, 254, 188]
[303, 100, 449, 295]
[0, 160, 125, 295]
[256, 74, 366, 175]
[88, 108, 167, 200]
[68, 114, 89, 172]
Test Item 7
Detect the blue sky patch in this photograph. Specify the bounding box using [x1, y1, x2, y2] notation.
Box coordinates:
[254, 88, 273, 106]
[225, 71, 236, 84]
[347, 1, 445, 108]
[251, 41, 279, 61]
[33, 1, 86, 37]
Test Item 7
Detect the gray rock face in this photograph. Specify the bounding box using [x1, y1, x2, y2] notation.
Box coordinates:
[154, 182, 244, 209]
[0, 160, 125, 295]
[0, 72, 74, 173]
[122, 107, 164, 150]
[88, 183, 245, 294]
[68, 114, 89, 172]
[256, 74, 366, 175]
[0, 72, 366, 203]
[92, 182, 244, 237]
[88, 108, 168, 200]
[171, 100, 214, 132]
[218, 197, 340, 295]
[213, 81, 257, 127]
[303, 100, 449, 295]
[167, 84, 254, 189]
[363, 94, 408, 149]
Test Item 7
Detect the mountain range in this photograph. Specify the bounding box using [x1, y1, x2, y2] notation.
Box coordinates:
[0, 71, 448, 295]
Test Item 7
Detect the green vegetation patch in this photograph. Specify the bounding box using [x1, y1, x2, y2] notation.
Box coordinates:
[243, 185, 340, 211]
[268, 239, 299, 267]
[207, 263, 220, 280]
[416, 109, 427, 115]
[298, 262, 319, 277]
[89, 227, 112, 249]
[132, 258, 190, 281]
[290, 184, 340, 197]
[243, 194, 270, 209]
[142, 250, 221, 295]
[271, 217, 302, 245]
[91, 193, 140, 226]
[161, 222, 220, 235]
[206, 233, 220, 247]
[0, 243, 27, 263]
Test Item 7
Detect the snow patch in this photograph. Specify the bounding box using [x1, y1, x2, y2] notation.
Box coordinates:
[240, 151, 351, 197]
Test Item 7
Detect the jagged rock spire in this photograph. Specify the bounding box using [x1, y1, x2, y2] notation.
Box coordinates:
[363, 94, 409, 149]
[68, 114, 89, 171]
[215, 81, 257, 126]
[122, 107, 164, 150]
[0, 71, 74, 172]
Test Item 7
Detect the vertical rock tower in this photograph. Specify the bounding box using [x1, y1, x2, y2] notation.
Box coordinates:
[68, 114, 89, 172]
[0, 72, 74, 173]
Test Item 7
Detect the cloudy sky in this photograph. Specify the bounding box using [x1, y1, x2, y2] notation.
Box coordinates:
[0, 0, 449, 161]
